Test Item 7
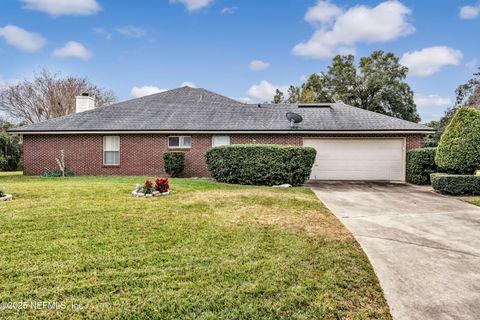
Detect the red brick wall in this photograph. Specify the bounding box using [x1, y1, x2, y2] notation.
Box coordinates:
[405, 135, 422, 150]
[23, 133, 423, 177]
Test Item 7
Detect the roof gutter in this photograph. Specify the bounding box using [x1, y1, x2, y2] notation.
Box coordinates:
[9, 129, 435, 135]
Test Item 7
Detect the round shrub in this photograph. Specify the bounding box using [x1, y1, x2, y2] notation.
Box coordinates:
[430, 173, 480, 195]
[205, 144, 316, 186]
[435, 107, 480, 174]
[163, 151, 185, 177]
[406, 147, 437, 185]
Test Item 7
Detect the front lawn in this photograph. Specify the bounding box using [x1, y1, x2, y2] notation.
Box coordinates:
[0, 173, 390, 319]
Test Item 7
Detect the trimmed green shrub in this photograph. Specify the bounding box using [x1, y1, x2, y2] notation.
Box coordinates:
[435, 107, 480, 174]
[430, 173, 480, 195]
[205, 144, 316, 186]
[163, 151, 185, 177]
[406, 147, 437, 185]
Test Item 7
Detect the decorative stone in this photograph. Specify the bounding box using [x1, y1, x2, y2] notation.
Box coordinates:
[273, 184, 292, 188]
[1, 194, 13, 201]
[131, 188, 170, 198]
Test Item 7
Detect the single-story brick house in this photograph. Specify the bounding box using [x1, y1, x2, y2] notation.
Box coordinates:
[10, 86, 433, 181]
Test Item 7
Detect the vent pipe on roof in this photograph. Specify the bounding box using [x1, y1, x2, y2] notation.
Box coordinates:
[76, 93, 96, 113]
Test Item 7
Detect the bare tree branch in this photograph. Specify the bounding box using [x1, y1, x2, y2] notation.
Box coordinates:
[0, 69, 117, 124]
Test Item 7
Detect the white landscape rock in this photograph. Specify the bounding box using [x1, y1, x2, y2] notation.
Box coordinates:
[1, 194, 13, 201]
[131, 189, 170, 198]
[273, 184, 292, 188]
[131, 191, 145, 197]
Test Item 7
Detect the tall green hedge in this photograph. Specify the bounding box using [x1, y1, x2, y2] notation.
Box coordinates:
[205, 144, 316, 186]
[406, 147, 437, 185]
[163, 151, 185, 177]
[435, 107, 480, 174]
[431, 173, 480, 195]
[0, 132, 22, 171]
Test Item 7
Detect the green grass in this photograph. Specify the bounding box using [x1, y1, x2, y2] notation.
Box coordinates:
[0, 172, 390, 319]
[462, 197, 480, 206]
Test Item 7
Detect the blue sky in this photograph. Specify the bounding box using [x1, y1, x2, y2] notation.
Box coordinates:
[0, 0, 479, 122]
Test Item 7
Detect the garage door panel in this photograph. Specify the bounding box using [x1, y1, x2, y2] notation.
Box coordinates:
[305, 139, 405, 181]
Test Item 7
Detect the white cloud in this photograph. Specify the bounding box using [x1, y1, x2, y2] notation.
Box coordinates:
[0, 25, 46, 52]
[234, 97, 253, 103]
[249, 59, 270, 71]
[21, 0, 100, 16]
[115, 26, 146, 38]
[94, 27, 111, 40]
[293, 0, 415, 59]
[0, 75, 5, 91]
[466, 58, 478, 71]
[181, 81, 197, 88]
[305, 0, 342, 25]
[130, 82, 196, 98]
[247, 80, 289, 102]
[130, 86, 167, 98]
[52, 41, 92, 60]
[221, 7, 237, 14]
[459, 5, 480, 19]
[400, 46, 463, 76]
[0, 75, 15, 91]
[414, 94, 452, 108]
[169, 0, 214, 12]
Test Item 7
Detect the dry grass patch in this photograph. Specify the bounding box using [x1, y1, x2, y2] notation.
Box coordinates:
[186, 191, 353, 240]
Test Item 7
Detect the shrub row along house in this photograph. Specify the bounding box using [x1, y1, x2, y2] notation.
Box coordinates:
[9, 86, 433, 181]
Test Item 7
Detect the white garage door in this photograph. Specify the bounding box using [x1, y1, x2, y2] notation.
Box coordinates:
[304, 138, 405, 181]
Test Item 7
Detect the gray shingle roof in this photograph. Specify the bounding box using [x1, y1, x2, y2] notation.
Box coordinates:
[10, 86, 433, 133]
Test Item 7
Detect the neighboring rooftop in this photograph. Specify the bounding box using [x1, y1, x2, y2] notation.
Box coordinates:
[10, 86, 434, 133]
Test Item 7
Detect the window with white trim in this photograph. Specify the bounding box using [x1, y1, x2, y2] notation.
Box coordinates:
[168, 136, 192, 148]
[212, 135, 230, 147]
[103, 136, 120, 165]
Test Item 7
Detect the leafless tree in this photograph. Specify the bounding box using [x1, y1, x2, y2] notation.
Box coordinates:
[0, 69, 117, 124]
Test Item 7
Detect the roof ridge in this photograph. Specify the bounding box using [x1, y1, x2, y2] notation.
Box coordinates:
[142, 86, 245, 105]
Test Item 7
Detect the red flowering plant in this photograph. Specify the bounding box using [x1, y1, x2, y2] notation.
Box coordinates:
[155, 178, 169, 193]
[143, 180, 154, 194]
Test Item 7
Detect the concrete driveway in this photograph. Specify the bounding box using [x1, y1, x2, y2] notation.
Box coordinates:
[310, 182, 480, 320]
